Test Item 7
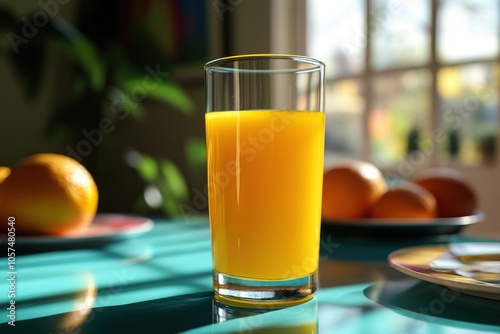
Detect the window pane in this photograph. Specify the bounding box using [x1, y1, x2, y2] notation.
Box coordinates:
[325, 80, 364, 158]
[370, 70, 432, 166]
[437, 63, 499, 166]
[307, 0, 365, 78]
[438, 0, 500, 63]
[371, 0, 430, 70]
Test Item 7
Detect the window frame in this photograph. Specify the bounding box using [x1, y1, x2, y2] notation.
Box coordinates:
[297, 0, 500, 170]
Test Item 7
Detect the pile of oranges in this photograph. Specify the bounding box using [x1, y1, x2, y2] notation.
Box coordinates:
[0, 153, 98, 235]
[322, 160, 478, 221]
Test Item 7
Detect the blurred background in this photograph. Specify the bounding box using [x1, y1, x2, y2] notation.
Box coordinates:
[0, 0, 499, 236]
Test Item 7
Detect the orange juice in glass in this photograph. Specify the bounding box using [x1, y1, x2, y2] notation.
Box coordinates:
[205, 55, 325, 306]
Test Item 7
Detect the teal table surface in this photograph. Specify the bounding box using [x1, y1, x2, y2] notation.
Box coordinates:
[1, 217, 499, 334]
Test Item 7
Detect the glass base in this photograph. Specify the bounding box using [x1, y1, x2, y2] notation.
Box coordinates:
[213, 272, 317, 307]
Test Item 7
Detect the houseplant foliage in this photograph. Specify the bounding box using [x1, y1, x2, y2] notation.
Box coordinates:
[0, 1, 206, 216]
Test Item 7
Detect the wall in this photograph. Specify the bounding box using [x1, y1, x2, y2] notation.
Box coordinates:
[0, 0, 79, 166]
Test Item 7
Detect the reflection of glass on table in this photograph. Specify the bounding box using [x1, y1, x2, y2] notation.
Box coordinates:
[212, 298, 318, 333]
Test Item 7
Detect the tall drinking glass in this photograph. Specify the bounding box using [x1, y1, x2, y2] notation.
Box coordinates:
[205, 54, 325, 306]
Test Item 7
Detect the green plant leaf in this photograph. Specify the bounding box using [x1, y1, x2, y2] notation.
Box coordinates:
[184, 137, 207, 185]
[110, 47, 193, 114]
[147, 79, 194, 114]
[48, 17, 105, 92]
[160, 159, 189, 203]
[185, 137, 206, 167]
[137, 155, 159, 183]
[158, 184, 181, 216]
[119, 78, 193, 114]
[7, 16, 105, 97]
[109, 47, 144, 81]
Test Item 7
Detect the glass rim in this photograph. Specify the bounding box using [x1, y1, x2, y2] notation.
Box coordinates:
[205, 54, 325, 74]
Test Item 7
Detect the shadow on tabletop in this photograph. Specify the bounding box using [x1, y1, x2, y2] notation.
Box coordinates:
[1, 292, 317, 334]
[364, 278, 500, 330]
[1, 291, 214, 334]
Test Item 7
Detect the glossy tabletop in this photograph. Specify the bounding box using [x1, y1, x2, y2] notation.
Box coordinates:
[1, 217, 499, 333]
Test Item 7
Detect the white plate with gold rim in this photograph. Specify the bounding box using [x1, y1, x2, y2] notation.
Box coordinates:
[389, 242, 500, 300]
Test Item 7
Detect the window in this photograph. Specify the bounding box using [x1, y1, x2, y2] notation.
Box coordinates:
[308, 0, 500, 169]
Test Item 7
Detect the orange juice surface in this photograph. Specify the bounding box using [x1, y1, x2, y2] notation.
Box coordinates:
[206, 110, 325, 279]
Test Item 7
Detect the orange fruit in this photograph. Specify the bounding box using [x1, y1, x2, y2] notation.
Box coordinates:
[0, 153, 98, 235]
[0, 167, 10, 183]
[370, 183, 436, 220]
[322, 161, 387, 219]
[413, 168, 477, 217]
